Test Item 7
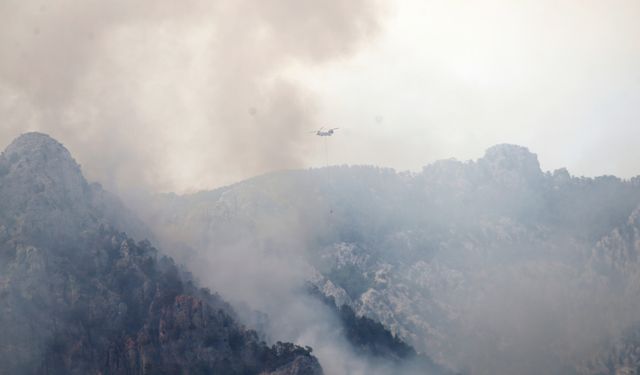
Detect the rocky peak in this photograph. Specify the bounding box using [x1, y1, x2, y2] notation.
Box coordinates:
[481, 144, 541, 174]
[479, 144, 543, 186]
[0, 134, 100, 250]
[0, 133, 92, 246]
[5, 131, 72, 159]
[1, 132, 87, 196]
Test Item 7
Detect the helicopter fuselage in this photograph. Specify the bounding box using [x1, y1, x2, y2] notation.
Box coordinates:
[316, 130, 335, 136]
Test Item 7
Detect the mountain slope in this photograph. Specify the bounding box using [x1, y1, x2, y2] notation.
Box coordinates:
[0, 133, 321, 375]
[134, 144, 640, 374]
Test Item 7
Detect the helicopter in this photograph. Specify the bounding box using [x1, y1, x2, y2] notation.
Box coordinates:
[312, 127, 339, 136]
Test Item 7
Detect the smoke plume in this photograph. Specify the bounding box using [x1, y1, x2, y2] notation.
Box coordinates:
[0, 0, 385, 192]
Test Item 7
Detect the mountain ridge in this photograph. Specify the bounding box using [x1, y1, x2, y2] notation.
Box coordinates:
[130, 143, 640, 375]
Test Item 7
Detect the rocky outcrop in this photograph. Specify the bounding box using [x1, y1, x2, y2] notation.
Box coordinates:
[479, 144, 543, 186]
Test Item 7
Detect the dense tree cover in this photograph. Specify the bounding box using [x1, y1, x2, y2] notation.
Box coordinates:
[0, 226, 319, 375]
[307, 284, 449, 374]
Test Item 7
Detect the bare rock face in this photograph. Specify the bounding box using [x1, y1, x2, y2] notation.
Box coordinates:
[0, 133, 322, 375]
[2, 132, 87, 198]
[0, 132, 90, 246]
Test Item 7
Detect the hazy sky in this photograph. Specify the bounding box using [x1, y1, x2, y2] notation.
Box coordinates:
[1, 0, 639, 192]
[296, 0, 640, 178]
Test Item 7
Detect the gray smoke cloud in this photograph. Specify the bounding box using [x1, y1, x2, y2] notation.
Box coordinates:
[0, 0, 385, 192]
